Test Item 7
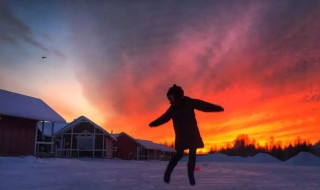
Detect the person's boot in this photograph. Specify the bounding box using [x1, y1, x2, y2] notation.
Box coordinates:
[163, 168, 171, 183]
[188, 163, 196, 186]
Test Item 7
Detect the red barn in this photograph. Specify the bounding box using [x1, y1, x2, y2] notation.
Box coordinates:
[112, 132, 175, 160]
[0, 89, 65, 156]
[54, 116, 116, 158]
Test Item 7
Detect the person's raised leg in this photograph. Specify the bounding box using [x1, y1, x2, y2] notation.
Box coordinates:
[188, 148, 197, 186]
[164, 149, 184, 183]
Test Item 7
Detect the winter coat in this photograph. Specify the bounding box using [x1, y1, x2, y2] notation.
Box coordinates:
[150, 96, 223, 151]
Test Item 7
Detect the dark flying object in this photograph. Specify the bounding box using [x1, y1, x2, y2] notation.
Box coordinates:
[42, 56, 47, 59]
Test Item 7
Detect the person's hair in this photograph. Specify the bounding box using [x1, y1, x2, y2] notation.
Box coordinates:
[167, 84, 184, 98]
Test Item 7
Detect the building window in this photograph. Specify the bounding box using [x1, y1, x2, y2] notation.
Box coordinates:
[154, 150, 157, 159]
[77, 136, 93, 150]
[138, 146, 148, 160]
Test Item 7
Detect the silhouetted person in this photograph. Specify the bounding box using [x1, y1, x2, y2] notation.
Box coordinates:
[149, 84, 224, 186]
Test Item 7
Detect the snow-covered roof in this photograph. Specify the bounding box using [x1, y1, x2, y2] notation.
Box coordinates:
[111, 133, 121, 139]
[55, 116, 117, 140]
[0, 89, 65, 123]
[115, 132, 175, 152]
[136, 139, 175, 152]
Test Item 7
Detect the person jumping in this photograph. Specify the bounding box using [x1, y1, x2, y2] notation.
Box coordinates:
[149, 84, 224, 186]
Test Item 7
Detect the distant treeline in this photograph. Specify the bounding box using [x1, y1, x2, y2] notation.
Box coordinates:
[209, 134, 320, 161]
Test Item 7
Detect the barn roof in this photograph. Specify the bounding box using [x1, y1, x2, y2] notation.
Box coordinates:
[55, 115, 117, 140]
[115, 132, 175, 152]
[136, 139, 176, 152]
[0, 89, 65, 123]
[111, 133, 121, 138]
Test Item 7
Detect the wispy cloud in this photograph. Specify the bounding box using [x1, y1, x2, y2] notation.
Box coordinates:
[0, 2, 48, 52]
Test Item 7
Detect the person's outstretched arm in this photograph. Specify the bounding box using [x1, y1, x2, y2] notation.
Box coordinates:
[191, 98, 224, 112]
[149, 108, 172, 127]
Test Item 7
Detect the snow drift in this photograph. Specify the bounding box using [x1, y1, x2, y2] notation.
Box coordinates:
[181, 152, 319, 165]
[285, 152, 320, 166]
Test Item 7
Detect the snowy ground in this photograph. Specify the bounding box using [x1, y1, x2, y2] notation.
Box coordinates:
[1, 153, 320, 190]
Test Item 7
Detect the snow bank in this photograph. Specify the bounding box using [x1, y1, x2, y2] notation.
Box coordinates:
[247, 153, 281, 163]
[181, 153, 280, 163]
[2, 152, 318, 167]
[182, 152, 320, 165]
[195, 153, 248, 163]
[286, 152, 320, 166]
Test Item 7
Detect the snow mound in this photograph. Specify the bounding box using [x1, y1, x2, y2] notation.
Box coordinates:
[247, 153, 281, 163]
[182, 153, 280, 164]
[286, 152, 320, 167]
[197, 153, 247, 163]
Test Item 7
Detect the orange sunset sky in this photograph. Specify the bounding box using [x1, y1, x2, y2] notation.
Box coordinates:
[1, 1, 320, 152]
